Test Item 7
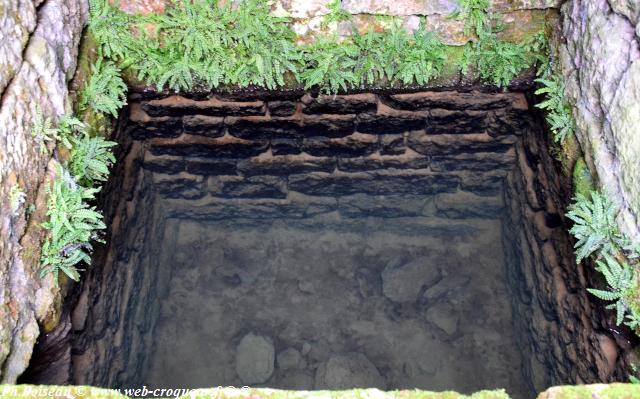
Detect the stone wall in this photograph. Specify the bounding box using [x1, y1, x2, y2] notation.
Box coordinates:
[71, 89, 531, 388]
[0, 0, 87, 383]
[62, 89, 623, 392]
[117, 0, 557, 47]
[502, 102, 625, 392]
[560, 0, 640, 241]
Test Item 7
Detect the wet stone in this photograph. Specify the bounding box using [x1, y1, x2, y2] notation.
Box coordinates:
[434, 191, 505, 219]
[426, 302, 459, 336]
[149, 140, 269, 159]
[182, 115, 225, 138]
[153, 173, 205, 200]
[268, 101, 298, 117]
[337, 155, 430, 172]
[277, 348, 306, 371]
[302, 93, 378, 114]
[357, 112, 426, 134]
[427, 109, 488, 134]
[142, 153, 185, 175]
[460, 173, 506, 196]
[300, 114, 357, 138]
[128, 104, 183, 139]
[226, 116, 302, 140]
[271, 137, 302, 155]
[382, 257, 442, 303]
[338, 194, 428, 218]
[407, 132, 517, 156]
[184, 158, 238, 176]
[430, 151, 516, 172]
[302, 135, 379, 157]
[288, 172, 459, 196]
[386, 91, 517, 111]
[238, 155, 336, 177]
[236, 333, 275, 385]
[142, 95, 266, 117]
[209, 175, 288, 199]
[315, 353, 384, 389]
[380, 134, 406, 155]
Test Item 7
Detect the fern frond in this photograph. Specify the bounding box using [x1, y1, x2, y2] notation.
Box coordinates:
[80, 58, 127, 116]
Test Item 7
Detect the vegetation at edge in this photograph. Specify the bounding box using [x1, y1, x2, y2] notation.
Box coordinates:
[36, 112, 116, 282]
[567, 191, 640, 331]
[87, 0, 545, 94]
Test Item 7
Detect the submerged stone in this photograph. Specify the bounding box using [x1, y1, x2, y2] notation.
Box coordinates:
[235, 333, 275, 385]
[315, 353, 385, 389]
[381, 257, 442, 303]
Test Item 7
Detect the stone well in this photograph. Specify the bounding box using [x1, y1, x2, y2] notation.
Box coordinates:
[15, 88, 624, 399]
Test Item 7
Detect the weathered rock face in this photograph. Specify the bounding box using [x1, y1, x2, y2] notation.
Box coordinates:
[0, 0, 87, 383]
[118, 0, 557, 47]
[560, 0, 640, 241]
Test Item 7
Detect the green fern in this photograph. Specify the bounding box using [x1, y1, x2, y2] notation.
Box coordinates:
[567, 192, 626, 261]
[353, 26, 404, 84]
[587, 255, 634, 325]
[534, 72, 574, 143]
[57, 115, 86, 149]
[31, 106, 58, 154]
[80, 58, 127, 117]
[31, 110, 84, 152]
[41, 166, 106, 282]
[461, 29, 533, 88]
[395, 28, 447, 86]
[451, 0, 490, 36]
[322, 0, 351, 28]
[300, 35, 361, 94]
[68, 135, 117, 186]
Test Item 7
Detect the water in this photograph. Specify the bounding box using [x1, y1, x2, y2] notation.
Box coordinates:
[139, 207, 528, 397]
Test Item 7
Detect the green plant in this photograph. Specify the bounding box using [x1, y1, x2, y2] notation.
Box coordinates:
[31, 107, 58, 154]
[322, 0, 351, 28]
[461, 29, 534, 88]
[79, 58, 127, 117]
[89, 0, 144, 61]
[68, 135, 117, 186]
[40, 167, 106, 282]
[32, 110, 82, 152]
[352, 26, 405, 84]
[534, 72, 574, 143]
[451, 0, 490, 36]
[587, 255, 635, 325]
[630, 364, 640, 384]
[123, 0, 301, 91]
[9, 184, 26, 216]
[57, 114, 86, 149]
[88, 0, 542, 93]
[567, 191, 626, 261]
[395, 28, 447, 86]
[300, 35, 361, 94]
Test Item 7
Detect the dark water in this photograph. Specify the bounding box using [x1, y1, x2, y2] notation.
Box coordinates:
[139, 204, 528, 397]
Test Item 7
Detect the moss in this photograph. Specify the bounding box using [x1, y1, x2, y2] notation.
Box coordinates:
[572, 157, 595, 198]
[70, 32, 100, 113]
[537, 384, 640, 399]
[179, 388, 511, 399]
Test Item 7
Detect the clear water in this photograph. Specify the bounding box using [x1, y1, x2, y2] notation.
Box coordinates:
[139, 206, 528, 397]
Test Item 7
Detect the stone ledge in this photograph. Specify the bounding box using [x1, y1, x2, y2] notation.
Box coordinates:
[5, 384, 639, 399]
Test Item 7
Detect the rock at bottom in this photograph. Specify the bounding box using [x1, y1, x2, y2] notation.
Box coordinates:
[235, 332, 275, 385]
